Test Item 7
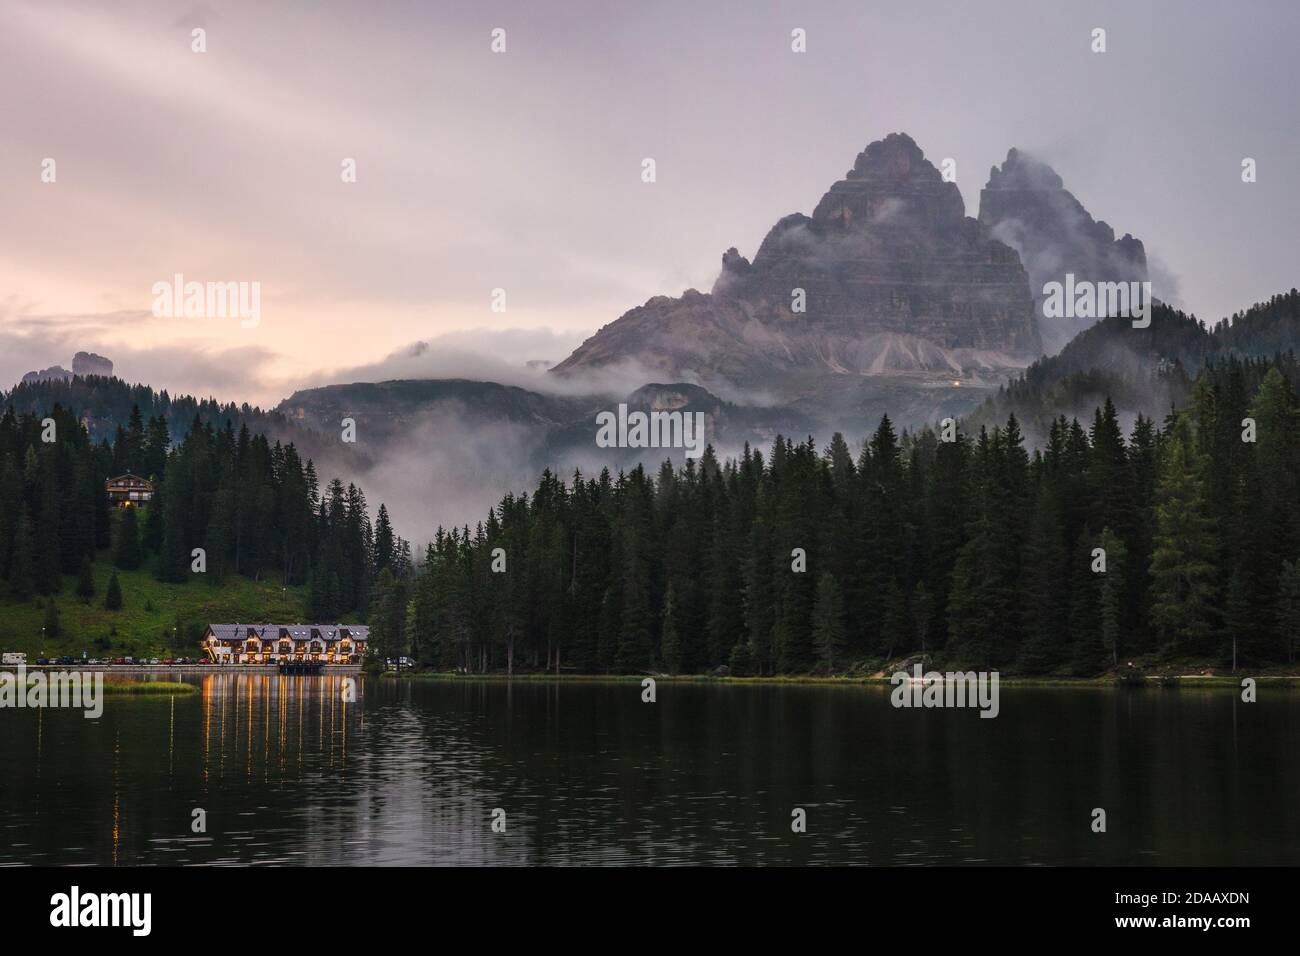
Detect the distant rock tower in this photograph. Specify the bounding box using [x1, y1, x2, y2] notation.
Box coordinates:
[979, 149, 1147, 354]
[72, 351, 114, 378]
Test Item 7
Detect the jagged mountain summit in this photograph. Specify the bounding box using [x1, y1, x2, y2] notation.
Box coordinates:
[554, 134, 1041, 405]
[20, 351, 114, 385]
[979, 148, 1148, 354]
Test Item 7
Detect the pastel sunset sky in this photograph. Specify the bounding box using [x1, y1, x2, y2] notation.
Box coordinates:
[2, 0, 1296, 405]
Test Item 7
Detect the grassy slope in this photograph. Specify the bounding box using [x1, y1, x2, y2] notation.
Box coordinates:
[0, 555, 309, 659]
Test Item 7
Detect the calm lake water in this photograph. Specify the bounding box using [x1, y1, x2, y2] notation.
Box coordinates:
[0, 675, 1295, 866]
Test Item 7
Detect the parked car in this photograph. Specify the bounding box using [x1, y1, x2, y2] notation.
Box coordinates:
[36, 658, 50, 666]
[57, 656, 75, 666]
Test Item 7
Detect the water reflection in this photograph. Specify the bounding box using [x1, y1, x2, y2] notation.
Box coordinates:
[0, 678, 1297, 866]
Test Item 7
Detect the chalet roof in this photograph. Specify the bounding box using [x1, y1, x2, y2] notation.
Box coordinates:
[206, 623, 369, 643]
[107, 473, 152, 484]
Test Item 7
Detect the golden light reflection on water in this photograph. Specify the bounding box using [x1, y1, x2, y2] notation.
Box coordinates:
[111, 728, 120, 867]
[196, 673, 363, 786]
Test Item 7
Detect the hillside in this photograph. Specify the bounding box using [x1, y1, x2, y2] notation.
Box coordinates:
[0, 397, 386, 659]
[0, 373, 361, 471]
[0, 551, 309, 660]
[966, 290, 1300, 438]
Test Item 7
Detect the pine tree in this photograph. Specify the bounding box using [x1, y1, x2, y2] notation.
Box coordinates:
[370, 568, 409, 662]
[911, 580, 933, 660]
[43, 598, 61, 638]
[1017, 471, 1069, 673]
[1149, 421, 1219, 654]
[880, 578, 909, 662]
[104, 570, 123, 610]
[1068, 533, 1104, 674]
[142, 493, 163, 553]
[1278, 560, 1300, 665]
[75, 555, 96, 600]
[113, 506, 143, 570]
[727, 639, 754, 677]
[661, 581, 682, 674]
[204, 483, 236, 585]
[8, 512, 37, 601]
[1097, 527, 1128, 668]
[34, 459, 62, 594]
[143, 414, 171, 479]
[374, 503, 395, 574]
[811, 572, 846, 673]
[156, 461, 190, 583]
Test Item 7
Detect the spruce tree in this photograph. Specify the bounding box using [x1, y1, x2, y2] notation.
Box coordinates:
[1017, 479, 1069, 673]
[35, 460, 62, 594]
[911, 580, 933, 660]
[1278, 560, 1300, 665]
[8, 512, 37, 602]
[75, 555, 96, 600]
[371, 569, 409, 662]
[1097, 527, 1127, 668]
[43, 598, 61, 638]
[661, 581, 682, 674]
[811, 572, 846, 673]
[113, 506, 143, 571]
[1149, 421, 1219, 654]
[374, 503, 396, 574]
[104, 570, 123, 610]
[880, 578, 909, 662]
[1068, 533, 1103, 674]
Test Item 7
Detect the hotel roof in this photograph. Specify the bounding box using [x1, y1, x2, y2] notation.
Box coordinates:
[206, 623, 369, 642]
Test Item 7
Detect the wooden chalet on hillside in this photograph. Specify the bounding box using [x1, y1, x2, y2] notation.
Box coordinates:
[105, 473, 153, 508]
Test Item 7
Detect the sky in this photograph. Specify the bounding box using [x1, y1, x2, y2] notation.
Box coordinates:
[2, 0, 1297, 407]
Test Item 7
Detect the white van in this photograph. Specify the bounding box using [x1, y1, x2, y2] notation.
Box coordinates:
[2, 652, 27, 666]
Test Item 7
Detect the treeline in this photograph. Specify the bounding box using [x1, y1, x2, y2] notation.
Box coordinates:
[1214, 288, 1300, 355]
[976, 294, 1300, 439]
[0, 374, 364, 475]
[0, 403, 408, 622]
[1, 375, 282, 444]
[372, 358, 1300, 676]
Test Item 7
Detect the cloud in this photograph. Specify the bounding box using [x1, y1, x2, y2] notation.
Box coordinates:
[0, 307, 292, 406]
[318, 327, 587, 385]
[312, 326, 692, 401]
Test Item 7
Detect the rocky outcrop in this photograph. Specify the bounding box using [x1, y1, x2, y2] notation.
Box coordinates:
[72, 351, 114, 378]
[554, 134, 1041, 392]
[979, 148, 1147, 353]
[20, 352, 114, 385]
[21, 366, 73, 385]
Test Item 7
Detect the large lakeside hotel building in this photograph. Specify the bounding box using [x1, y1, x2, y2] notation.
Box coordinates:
[202, 624, 369, 665]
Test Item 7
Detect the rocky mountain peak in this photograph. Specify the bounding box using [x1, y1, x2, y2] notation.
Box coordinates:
[979, 148, 1148, 353]
[809, 131, 966, 230]
[984, 147, 1064, 192]
[555, 134, 1044, 416]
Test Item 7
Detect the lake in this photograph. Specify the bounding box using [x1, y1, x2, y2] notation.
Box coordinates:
[1, 675, 1295, 865]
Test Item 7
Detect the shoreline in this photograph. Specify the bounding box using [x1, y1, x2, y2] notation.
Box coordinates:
[8, 664, 363, 675]
[383, 671, 1300, 687]
[7, 666, 1294, 687]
